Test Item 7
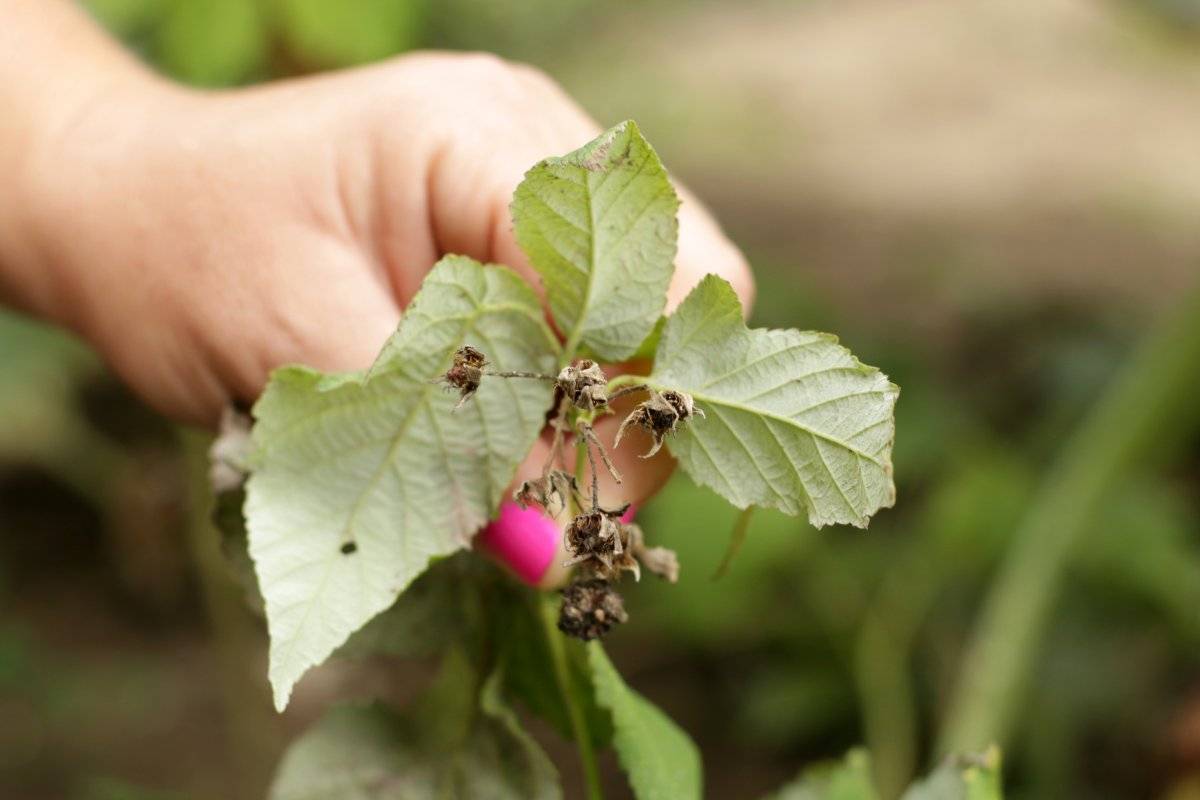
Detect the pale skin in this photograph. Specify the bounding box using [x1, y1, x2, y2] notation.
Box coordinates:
[0, 1, 753, 551]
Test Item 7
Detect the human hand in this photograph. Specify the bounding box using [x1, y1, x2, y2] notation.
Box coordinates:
[6, 49, 752, 583]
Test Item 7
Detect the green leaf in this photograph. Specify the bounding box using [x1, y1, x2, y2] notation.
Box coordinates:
[588, 643, 701, 800]
[767, 749, 876, 800]
[648, 275, 898, 528]
[900, 749, 1003, 800]
[512, 120, 679, 361]
[336, 552, 476, 660]
[490, 585, 612, 747]
[269, 650, 561, 800]
[246, 256, 558, 710]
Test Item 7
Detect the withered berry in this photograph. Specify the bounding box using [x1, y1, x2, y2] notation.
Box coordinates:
[564, 507, 625, 571]
[558, 578, 628, 640]
[614, 388, 704, 458]
[442, 345, 487, 410]
[556, 360, 608, 411]
[513, 469, 577, 519]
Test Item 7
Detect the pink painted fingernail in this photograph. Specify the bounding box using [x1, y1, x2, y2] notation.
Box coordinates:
[620, 504, 638, 524]
[479, 501, 561, 585]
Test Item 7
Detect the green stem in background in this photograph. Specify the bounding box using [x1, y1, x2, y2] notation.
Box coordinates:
[853, 545, 940, 799]
[711, 506, 756, 580]
[574, 434, 590, 512]
[538, 594, 604, 800]
[939, 281, 1200, 755]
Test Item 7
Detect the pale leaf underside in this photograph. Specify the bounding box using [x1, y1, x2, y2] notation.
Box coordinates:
[512, 119, 679, 361]
[650, 275, 898, 528]
[246, 256, 558, 710]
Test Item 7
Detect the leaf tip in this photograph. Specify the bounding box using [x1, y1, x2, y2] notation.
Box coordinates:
[271, 678, 294, 714]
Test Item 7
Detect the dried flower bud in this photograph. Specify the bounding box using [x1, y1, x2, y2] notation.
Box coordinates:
[620, 522, 680, 583]
[513, 470, 577, 518]
[558, 578, 628, 640]
[564, 508, 624, 571]
[614, 388, 704, 458]
[661, 389, 701, 422]
[556, 360, 608, 411]
[636, 545, 679, 583]
[442, 345, 487, 410]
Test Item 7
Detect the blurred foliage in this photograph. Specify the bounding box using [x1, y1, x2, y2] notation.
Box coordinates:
[79, 0, 603, 85]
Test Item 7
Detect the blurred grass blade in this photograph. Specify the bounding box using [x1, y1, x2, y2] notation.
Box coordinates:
[711, 505, 756, 580]
[939, 280, 1200, 754]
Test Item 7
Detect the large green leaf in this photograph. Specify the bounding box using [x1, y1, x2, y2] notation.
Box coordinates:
[588, 644, 701, 800]
[512, 120, 679, 361]
[489, 589, 612, 748]
[648, 275, 898, 528]
[246, 256, 558, 710]
[269, 650, 561, 799]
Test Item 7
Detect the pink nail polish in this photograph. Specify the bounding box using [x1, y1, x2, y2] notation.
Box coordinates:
[479, 502, 560, 585]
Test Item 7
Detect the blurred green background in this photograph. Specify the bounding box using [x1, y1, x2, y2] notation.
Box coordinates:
[3, 0, 1200, 798]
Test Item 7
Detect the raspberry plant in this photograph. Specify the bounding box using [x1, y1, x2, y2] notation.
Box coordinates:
[220, 121, 929, 799]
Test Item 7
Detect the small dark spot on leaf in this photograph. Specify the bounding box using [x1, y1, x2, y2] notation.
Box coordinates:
[340, 542, 358, 555]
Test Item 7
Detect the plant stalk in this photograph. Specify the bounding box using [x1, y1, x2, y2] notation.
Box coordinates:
[939, 281, 1200, 754]
[538, 594, 604, 800]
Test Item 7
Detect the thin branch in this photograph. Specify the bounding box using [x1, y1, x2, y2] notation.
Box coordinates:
[484, 369, 558, 381]
[579, 422, 622, 484]
[536, 594, 604, 800]
[608, 384, 650, 403]
[584, 433, 600, 511]
[542, 394, 570, 478]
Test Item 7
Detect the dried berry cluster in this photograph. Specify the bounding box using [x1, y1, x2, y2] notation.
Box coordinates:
[442, 346, 700, 641]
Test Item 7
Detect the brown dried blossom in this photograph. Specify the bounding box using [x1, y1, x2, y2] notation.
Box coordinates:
[563, 506, 628, 572]
[441, 345, 488, 410]
[513, 469, 579, 519]
[563, 508, 680, 585]
[556, 360, 608, 411]
[614, 388, 704, 458]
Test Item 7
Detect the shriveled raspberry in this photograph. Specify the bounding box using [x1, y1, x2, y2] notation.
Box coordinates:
[558, 578, 628, 640]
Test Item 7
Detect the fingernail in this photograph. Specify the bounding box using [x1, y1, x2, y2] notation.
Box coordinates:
[620, 504, 638, 524]
[479, 501, 560, 586]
